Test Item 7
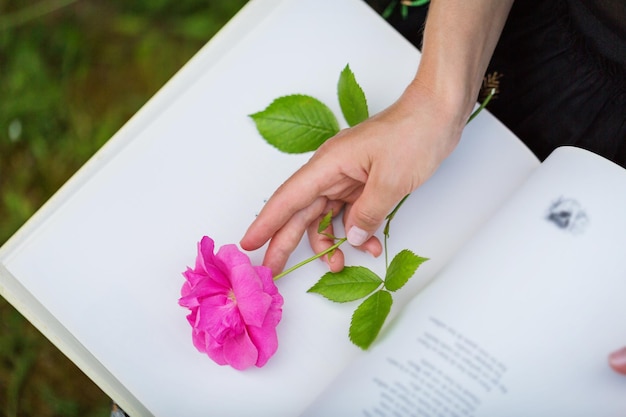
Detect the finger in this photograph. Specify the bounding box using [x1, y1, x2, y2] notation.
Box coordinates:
[262, 196, 328, 276]
[343, 203, 382, 257]
[323, 199, 347, 221]
[307, 200, 346, 272]
[609, 347, 626, 375]
[360, 236, 383, 258]
[344, 166, 411, 247]
[240, 160, 340, 251]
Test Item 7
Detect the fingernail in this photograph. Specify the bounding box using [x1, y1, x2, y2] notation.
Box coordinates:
[609, 347, 626, 370]
[347, 226, 368, 246]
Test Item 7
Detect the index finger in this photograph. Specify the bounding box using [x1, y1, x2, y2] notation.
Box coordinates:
[240, 161, 329, 251]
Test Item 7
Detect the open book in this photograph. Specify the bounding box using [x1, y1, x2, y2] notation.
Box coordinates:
[1, 0, 625, 415]
[302, 145, 626, 416]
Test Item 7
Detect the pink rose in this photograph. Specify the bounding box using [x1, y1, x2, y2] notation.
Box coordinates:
[179, 236, 284, 370]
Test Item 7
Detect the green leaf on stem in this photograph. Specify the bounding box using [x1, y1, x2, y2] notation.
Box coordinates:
[307, 266, 382, 302]
[337, 64, 368, 127]
[385, 250, 428, 292]
[349, 290, 393, 350]
[318, 210, 334, 234]
[249, 94, 339, 153]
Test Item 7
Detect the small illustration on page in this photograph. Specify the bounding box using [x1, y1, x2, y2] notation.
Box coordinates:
[546, 197, 589, 233]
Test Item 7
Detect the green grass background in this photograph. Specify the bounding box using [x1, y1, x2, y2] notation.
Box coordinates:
[0, 0, 247, 414]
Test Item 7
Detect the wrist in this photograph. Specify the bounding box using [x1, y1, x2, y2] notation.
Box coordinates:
[384, 77, 468, 173]
[411, 0, 515, 127]
[403, 74, 474, 135]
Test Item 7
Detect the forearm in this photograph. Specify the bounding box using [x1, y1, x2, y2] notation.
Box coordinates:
[413, 0, 514, 122]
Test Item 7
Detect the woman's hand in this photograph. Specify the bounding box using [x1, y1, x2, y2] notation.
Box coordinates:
[241, 0, 515, 276]
[241, 80, 466, 276]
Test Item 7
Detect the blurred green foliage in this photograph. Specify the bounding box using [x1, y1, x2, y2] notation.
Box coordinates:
[0, 0, 247, 414]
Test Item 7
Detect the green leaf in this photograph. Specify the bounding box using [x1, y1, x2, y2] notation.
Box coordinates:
[249, 94, 340, 153]
[337, 64, 368, 127]
[384, 250, 428, 292]
[349, 290, 393, 350]
[317, 210, 333, 234]
[307, 266, 382, 302]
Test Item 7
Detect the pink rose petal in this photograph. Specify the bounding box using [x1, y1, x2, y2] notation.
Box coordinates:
[223, 331, 259, 370]
[179, 236, 283, 370]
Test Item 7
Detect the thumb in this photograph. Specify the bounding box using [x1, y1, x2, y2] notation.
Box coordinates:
[345, 180, 407, 247]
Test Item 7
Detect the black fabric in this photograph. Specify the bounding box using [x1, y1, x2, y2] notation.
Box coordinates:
[488, 0, 626, 165]
[367, 0, 626, 168]
[577, 0, 626, 43]
[567, 0, 626, 66]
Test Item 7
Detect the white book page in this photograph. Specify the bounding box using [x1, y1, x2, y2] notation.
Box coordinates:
[0, 0, 538, 415]
[302, 147, 626, 416]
